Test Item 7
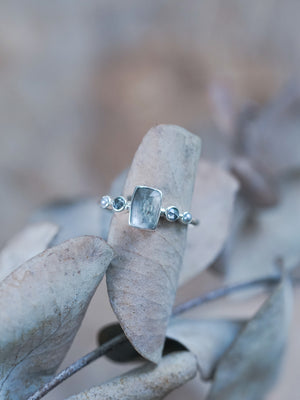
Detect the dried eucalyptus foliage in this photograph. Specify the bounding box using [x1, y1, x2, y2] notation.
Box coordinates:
[95, 275, 292, 400]
[0, 236, 114, 399]
[0, 116, 298, 400]
[66, 352, 198, 400]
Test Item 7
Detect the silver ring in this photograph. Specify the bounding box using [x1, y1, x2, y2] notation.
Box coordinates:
[99, 185, 199, 231]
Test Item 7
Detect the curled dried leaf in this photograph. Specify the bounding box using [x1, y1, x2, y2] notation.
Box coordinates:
[230, 156, 278, 207]
[166, 318, 244, 380]
[0, 222, 59, 282]
[65, 351, 198, 400]
[227, 175, 300, 282]
[208, 275, 293, 400]
[31, 198, 101, 246]
[0, 236, 114, 400]
[180, 161, 239, 285]
[243, 83, 300, 176]
[107, 125, 201, 363]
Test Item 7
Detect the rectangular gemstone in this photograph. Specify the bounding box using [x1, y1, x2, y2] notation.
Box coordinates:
[129, 186, 162, 230]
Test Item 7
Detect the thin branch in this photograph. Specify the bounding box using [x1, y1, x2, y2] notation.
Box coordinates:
[27, 334, 127, 400]
[27, 273, 285, 400]
[172, 275, 281, 316]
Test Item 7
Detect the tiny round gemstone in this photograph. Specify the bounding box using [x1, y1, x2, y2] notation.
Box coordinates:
[100, 195, 111, 209]
[113, 196, 126, 211]
[182, 211, 192, 224]
[166, 206, 180, 222]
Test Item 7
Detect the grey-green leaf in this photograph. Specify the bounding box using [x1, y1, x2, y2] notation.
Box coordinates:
[65, 351, 198, 400]
[106, 125, 201, 363]
[207, 276, 293, 400]
[0, 236, 114, 400]
[0, 222, 59, 282]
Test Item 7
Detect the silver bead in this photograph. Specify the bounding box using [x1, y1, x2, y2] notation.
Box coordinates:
[100, 195, 111, 209]
[182, 211, 192, 224]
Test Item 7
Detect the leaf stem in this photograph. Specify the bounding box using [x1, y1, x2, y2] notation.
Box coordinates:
[27, 334, 127, 400]
[26, 273, 284, 400]
[172, 275, 281, 316]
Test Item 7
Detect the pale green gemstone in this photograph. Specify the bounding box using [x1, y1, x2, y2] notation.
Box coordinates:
[129, 186, 162, 230]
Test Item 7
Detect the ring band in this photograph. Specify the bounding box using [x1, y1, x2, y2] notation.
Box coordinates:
[99, 185, 199, 231]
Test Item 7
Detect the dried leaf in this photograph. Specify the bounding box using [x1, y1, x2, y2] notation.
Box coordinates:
[230, 156, 278, 207]
[179, 161, 239, 285]
[66, 351, 197, 400]
[31, 198, 101, 246]
[97, 322, 187, 364]
[0, 222, 59, 282]
[244, 83, 300, 176]
[97, 317, 243, 376]
[0, 236, 114, 400]
[166, 318, 244, 379]
[208, 276, 293, 400]
[227, 174, 300, 282]
[107, 124, 201, 363]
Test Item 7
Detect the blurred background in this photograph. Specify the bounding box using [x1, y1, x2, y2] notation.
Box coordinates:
[1, 1, 300, 399]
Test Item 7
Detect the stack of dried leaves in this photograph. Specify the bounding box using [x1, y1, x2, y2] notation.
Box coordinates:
[0, 84, 300, 400]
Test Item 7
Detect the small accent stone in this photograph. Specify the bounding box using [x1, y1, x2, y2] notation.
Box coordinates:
[100, 195, 111, 209]
[113, 196, 126, 211]
[166, 206, 180, 222]
[182, 211, 192, 224]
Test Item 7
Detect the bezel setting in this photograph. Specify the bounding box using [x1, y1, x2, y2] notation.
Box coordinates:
[129, 185, 163, 230]
[113, 196, 127, 212]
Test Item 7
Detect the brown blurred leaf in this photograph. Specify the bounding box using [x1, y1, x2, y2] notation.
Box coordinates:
[166, 318, 244, 380]
[0, 222, 59, 282]
[230, 156, 278, 207]
[208, 275, 293, 400]
[0, 236, 114, 400]
[107, 125, 201, 363]
[244, 83, 300, 176]
[180, 161, 239, 285]
[227, 174, 300, 282]
[65, 351, 198, 400]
